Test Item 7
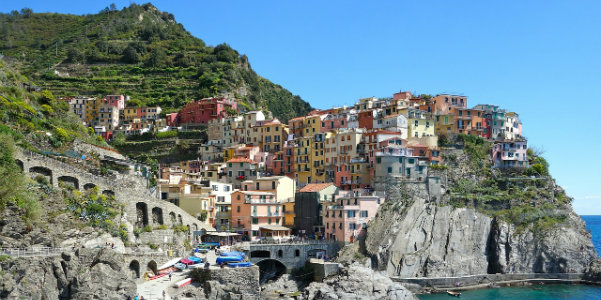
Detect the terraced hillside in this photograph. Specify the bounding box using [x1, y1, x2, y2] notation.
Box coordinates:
[0, 3, 312, 122]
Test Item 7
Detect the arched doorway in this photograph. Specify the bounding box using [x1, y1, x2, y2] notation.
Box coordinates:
[169, 212, 176, 223]
[147, 260, 158, 276]
[136, 202, 149, 228]
[256, 259, 287, 283]
[29, 166, 52, 184]
[129, 260, 140, 279]
[152, 207, 163, 225]
[15, 159, 23, 172]
[83, 183, 97, 191]
[58, 176, 79, 190]
[177, 214, 182, 224]
[102, 190, 115, 198]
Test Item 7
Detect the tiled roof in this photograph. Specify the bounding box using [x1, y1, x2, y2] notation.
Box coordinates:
[227, 158, 257, 164]
[299, 183, 335, 192]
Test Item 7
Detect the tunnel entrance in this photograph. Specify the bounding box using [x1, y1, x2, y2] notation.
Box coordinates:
[256, 259, 287, 284]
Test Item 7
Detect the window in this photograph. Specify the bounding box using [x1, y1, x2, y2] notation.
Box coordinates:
[252, 218, 258, 224]
[212, 185, 218, 191]
[349, 223, 356, 230]
[347, 210, 356, 218]
[360, 210, 368, 218]
[376, 157, 381, 164]
[236, 206, 240, 213]
[387, 167, 392, 173]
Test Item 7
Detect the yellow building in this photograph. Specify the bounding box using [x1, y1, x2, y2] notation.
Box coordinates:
[401, 108, 435, 138]
[293, 136, 312, 186]
[283, 200, 295, 227]
[310, 133, 326, 183]
[303, 115, 322, 137]
[435, 114, 456, 137]
[258, 119, 288, 153]
[84, 98, 99, 125]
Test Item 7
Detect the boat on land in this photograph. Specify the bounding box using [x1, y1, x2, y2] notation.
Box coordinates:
[446, 290, 461, 297]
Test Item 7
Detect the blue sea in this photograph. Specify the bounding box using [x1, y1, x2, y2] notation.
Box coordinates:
[418, 215, 601, 300]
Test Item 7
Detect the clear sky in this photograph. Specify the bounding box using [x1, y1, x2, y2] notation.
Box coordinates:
[3, 1, 601, 214]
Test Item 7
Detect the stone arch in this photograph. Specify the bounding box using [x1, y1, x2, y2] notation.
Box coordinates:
[15, 159, 23, 172]
[58, 175, 79, 190]
[169, 212, 176, 223]
[177, 214, 183, 224]
[29, 166, 52, 184]
[102, 190, 115, 198]
[152, 207, 163, 225]
[147, 260, 158, 276]
[129, 260, 140, 279]
[83, 183, 97, 191]
[250, 250, 271, 258]
[256, 259, 287, 283]
[192, 224, 198, 232]
[136, 202, 149, 228]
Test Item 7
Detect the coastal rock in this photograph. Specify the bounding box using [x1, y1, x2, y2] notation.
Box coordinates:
[304, 263, 417, 300]
[0, 248, 136, 300]
[584, 259, 601, 282]
[366, 195, 598, 278]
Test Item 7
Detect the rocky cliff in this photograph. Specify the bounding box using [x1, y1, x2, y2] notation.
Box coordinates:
[0, 248, 136, 300]
[364, 142, 599, 279]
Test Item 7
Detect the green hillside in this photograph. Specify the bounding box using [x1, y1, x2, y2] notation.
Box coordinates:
[0, 3, 312, 122]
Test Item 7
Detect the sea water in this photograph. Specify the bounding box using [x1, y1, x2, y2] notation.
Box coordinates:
[418, 215, 601, 300]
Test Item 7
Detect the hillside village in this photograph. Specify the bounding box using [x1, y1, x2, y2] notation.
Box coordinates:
[57, 90, 529, 243]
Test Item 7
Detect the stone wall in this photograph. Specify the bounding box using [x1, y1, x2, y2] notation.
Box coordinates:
[394, 272, 586, 291]
[15, 150, 213, 238]
[190, 265, 260, 298]
[248, 241, 337, 270]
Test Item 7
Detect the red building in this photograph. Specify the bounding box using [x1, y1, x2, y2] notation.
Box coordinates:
[166, 113, 179, 127]
[104, 95, 126, 110]
[358, 110, 374, 130]
[178, 97, 237, 126]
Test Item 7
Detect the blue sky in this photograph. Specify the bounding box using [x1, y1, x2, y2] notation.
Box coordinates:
[3, 1, 601, 214]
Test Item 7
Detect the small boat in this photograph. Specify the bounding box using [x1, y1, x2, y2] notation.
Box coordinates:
[188, 256, 203, 264]
[216, 255, 244, 264]
[219, 251, 246, 259]
[227, 261, 252, 268]
[175, 278, 192, 288]
[447, 290, 461, 297]
[174, 262, 188, 270]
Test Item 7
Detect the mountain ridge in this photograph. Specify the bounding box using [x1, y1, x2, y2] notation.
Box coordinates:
[0, 3, 312, 122]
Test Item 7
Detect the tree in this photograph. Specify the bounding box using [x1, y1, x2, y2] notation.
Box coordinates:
[19, 8, 33, 18]
[145, 47, 167, 67]
[109, 3, 117, 11]
[122, 46, 140, 63]
[66, 47, 84, 63]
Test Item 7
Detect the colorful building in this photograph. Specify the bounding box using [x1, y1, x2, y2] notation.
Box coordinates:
[177, 97, 237, 126]
[323, 190, 385, 243]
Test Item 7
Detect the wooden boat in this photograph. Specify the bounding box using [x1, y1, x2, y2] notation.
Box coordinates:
[447, 290, 461, 297]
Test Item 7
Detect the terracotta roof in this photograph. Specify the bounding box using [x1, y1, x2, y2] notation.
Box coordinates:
[227, 158, 257, 164]
[289, 116, 306, 122]
[299, 183, 335, 193]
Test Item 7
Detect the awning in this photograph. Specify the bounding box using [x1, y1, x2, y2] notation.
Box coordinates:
[204, 232, 241, 237]
[259, 225, 292, 231]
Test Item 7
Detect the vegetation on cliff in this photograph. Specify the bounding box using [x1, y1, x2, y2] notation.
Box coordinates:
[444, 134, 569, 232]
[0, 3, 312, 122]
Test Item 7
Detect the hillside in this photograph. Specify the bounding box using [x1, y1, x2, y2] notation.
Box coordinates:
[0, 3, 312, 122]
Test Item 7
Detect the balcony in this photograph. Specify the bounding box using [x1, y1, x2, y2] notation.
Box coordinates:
[251, 212, 282, 217]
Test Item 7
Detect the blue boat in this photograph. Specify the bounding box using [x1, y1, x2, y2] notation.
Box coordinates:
[219, 251, 246, 259]
[188, 256, 202, 264]
[227, 262, 252, 268]
[174, 262, 187, 270]
[216, 255, 243, 264]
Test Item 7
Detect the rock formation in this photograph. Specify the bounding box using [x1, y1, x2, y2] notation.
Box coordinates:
[303, 263, 417, 300]
[0, 248, 136, 300]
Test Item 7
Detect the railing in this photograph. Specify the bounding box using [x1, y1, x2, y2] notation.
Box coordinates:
[0, 247, 68, 257]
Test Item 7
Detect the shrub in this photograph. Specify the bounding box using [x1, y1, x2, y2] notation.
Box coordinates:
[54, 127, 70, 142]
[142, 225, 153, 233]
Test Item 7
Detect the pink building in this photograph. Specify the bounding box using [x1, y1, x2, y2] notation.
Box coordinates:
[178, 97, 237, 126]
[491, 139, 528, 168]
[104, 95, 126, 110]
[323, 190, 385, 243]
